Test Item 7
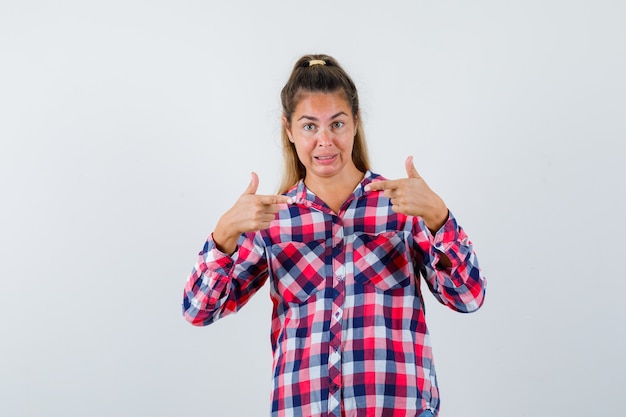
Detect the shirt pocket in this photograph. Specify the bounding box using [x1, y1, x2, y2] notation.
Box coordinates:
[353, 231, 412, 291]
[269, 239, 327, 305]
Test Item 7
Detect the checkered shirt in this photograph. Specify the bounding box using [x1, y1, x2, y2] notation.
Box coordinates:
[183, 170, 486, 417]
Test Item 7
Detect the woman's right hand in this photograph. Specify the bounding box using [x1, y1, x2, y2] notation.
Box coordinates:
[213, 172, 292, 255]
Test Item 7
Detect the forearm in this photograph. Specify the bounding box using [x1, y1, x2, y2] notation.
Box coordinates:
[182, 233, 269, 325]
[182, 238, 236, 326]
[419, 212, 486, 313]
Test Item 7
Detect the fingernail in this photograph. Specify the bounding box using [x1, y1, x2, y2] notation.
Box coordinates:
[364, 185, 370, 192]
[287, 197, 294, 204]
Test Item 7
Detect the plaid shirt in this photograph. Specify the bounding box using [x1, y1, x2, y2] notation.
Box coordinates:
[183, 170, 486, 417]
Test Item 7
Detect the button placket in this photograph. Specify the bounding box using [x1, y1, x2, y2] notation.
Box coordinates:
[327, 221, 345, 417]
[336, 264, 345, 282]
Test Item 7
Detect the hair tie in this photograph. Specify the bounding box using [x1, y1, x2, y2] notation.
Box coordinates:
[308, 59, 326, 67]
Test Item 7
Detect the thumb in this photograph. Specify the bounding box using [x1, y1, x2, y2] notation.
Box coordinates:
[243, 172, 259, 195]
[405, 156, 421, 179]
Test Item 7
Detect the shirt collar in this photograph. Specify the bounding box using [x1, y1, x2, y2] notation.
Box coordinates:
[288, 170, 379, 208]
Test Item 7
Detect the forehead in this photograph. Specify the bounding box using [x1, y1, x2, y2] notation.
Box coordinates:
[292, 90, 353, 118]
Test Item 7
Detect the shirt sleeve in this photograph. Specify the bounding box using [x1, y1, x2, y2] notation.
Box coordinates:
[414, 211, 487, 313]
[182, 231, 269, 326]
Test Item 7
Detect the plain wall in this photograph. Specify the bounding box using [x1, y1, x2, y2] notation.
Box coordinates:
[1, 1, 625, 416]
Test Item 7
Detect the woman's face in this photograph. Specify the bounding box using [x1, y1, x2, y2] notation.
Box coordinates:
[284, 90, 359, 183]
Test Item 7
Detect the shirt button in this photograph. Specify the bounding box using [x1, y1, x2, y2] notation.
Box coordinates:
[334, 310, 342, 320]
[337, 274, 344, 281]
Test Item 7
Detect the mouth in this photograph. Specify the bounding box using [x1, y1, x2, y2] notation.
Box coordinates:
[314, 154, 337, 162]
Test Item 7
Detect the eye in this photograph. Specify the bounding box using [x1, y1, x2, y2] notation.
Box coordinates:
[303, 123, 316, 131]
[332, 121, 344, 129]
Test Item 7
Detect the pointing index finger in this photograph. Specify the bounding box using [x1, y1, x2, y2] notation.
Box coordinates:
[260, 195, 294, 205]
[364, 180, 390, 192]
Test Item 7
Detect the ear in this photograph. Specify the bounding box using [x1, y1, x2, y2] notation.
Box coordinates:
[282, 116, 294, 143]
[353, 110, 360, 136]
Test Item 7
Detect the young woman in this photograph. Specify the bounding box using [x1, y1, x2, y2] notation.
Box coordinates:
[183, 54, 486, 417]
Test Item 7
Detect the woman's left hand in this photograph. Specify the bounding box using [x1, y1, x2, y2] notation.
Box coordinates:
[364, 156, 449, 233]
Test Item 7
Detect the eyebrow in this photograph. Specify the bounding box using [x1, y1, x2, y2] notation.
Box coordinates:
[297, 111, 348, 122]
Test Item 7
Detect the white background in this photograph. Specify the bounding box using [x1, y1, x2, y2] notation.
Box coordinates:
[1, 1, 625, 416]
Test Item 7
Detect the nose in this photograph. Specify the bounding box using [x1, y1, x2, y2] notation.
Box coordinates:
[317, 128, 333, 147]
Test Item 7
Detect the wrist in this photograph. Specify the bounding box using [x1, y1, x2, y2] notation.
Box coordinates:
[213, 218, 241, 255]
[423, 204, 449, 233]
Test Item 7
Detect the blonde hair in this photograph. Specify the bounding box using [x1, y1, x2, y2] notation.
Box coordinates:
[278, 54, 370, 194]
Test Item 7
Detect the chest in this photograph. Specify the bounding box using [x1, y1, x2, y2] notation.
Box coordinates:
[263, 205, 418, 304]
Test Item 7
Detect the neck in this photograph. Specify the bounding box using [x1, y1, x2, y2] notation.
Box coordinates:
[304, 167, 365, 213]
